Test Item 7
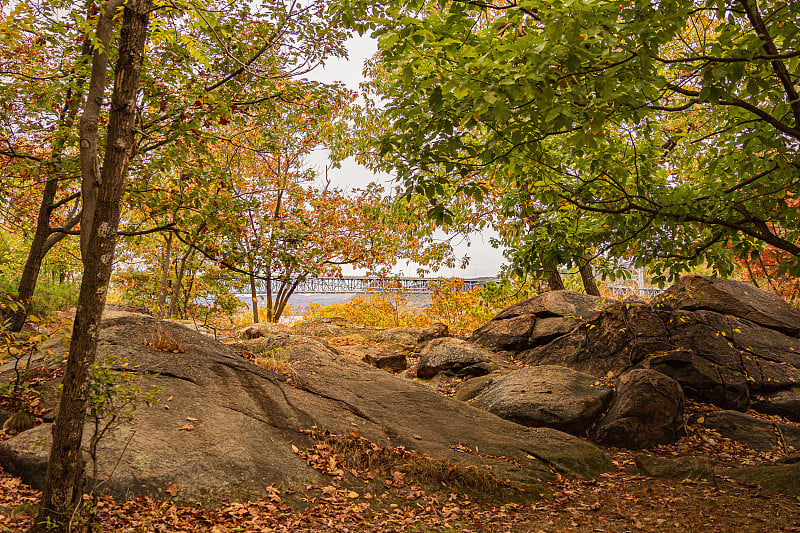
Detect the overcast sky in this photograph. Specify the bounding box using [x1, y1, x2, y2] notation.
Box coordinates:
[304, 36, 508, 278]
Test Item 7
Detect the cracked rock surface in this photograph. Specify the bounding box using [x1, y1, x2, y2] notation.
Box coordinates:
[0, 316, 611, 507]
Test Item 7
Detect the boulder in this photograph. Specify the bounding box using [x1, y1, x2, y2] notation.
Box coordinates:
[370, 322, 449, 346]
[641, 349, 749, 410]
[416, 338, 493, 378]
[591, 369, 684, 448]
[469, 291, 609, 351]
[720, 463, 800, 496]
[291, 317, 373, 337]
[0, 316, 612, 507]
[470, 366, 614, 435]
[750, 389, 800, 423]
[362, 347, 408, 373]
[235, 322, 289, 340]
[516, 277, 800, 415]
[692, 410, 800, 452]
[454, 375, 496, 402]
[635, 454, 713, 480]
[658, 274, 800, 336]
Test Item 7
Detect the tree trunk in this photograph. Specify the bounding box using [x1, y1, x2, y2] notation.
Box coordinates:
[156, 232, 173, 319]
[544, 261, 565, 291]
[579, 261, 601, 296]
[32, 2, 151, 530]
[249, 263, 260, 324]
[168, 245, 193, 318]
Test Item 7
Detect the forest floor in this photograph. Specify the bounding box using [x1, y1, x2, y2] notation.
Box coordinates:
[1, 322, 800, 532]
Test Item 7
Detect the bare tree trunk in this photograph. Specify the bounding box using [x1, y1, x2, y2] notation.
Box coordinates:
[31, 2, 151, 530]
[579, 261, 601, 296]
[156, 232, 173, 319]
[249, 262, 260, 324]
[169, 245, 193, 318]
[543, 261, 565, 291]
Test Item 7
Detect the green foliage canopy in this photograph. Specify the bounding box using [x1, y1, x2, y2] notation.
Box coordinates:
[350, 0, 800, 283]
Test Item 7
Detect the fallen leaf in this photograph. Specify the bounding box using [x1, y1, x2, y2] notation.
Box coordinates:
[165, 482, 179, 496]
[413, 434, 422, 440]
[347, 491, 359, 499]
[186, 417, 199, 422]
[179, 423, 194, 431]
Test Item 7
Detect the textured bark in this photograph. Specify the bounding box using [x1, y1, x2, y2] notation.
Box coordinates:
[31, 1, 152, 530]
[544, 261, 565, 291]
[79, 0, 125, 262]
[579, 261, 601, 296]
[249, 263, 260, 324]
[156, 233, 173, 319]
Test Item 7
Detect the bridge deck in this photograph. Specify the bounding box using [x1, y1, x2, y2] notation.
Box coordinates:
[256, 277, 496, 294]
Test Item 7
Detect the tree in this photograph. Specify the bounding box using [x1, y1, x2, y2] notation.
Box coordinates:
[349, 0, 800, 285]
[1, 0, 352, 329]
[32, 1, 152, 530]
[23, 0, 353, 529]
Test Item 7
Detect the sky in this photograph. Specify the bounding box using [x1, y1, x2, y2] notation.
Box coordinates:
[303, 36, 508, 278]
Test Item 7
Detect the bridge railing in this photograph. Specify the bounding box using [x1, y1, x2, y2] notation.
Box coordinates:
[255, 277, 495, 295]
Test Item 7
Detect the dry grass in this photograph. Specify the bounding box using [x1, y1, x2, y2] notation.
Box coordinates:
[146, 324, 185, 353]
[253, 347, 292, 374]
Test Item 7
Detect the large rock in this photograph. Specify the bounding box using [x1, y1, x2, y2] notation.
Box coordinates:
[470, 366, 614, 435]
[469, 291, 609, 351]
[750, 389, 800, 423]
[371, 323, 449, 346]
[517, 277, 800, 415]
[0, 316, 612, 506]
[591, 369, 685, 448]
[659, 274, 800, 336]
[720, 463, 800, 496]
[416, 338, 494, 378]
[692, 410, 800, 451]
[235, 322, 290, 340]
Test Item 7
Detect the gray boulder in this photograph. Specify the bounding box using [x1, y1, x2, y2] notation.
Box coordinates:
[416, 338, 493, 378]
[750, 389, 800, 423]
[518, 277, 800, 415]
[0, 316, 612, 507]
[692, 410, 800, 451]
[235, 322, 289, 340]
[591, 369, 685, 448]
[635, 454, 713, 480]
[469, 291, 609, 351]
[470, 366, 614, 435]
[659, 274, 800, 335]
[370, 322, 449, 346]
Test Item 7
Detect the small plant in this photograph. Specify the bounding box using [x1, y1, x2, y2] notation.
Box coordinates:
[79, 355, 161, 530]
[253, 347, 291, 374]
[146, 323, 184, 353]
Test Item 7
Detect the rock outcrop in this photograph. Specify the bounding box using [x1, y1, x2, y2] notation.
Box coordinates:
[415, 338, 495, 378]
[591, 369, 685, 448]
[470, 366, 614, 435]
[506, 276, 800, 418]
[0, 316, 612, 507]
[469, 291, 610, 351]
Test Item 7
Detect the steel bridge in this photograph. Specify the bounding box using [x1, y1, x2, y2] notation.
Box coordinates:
[256, 277, 498, 295]
[603, 285, 665, 299]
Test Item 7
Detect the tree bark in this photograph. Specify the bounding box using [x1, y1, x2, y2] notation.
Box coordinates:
[156, 232, 173, 319]
[31, 1, 152, 530]
[543, 261, 565, 291]
[79, 0, 126, 262]
[579, 261, 601, 296]
[248, 262, 260, 324]
[168, 245, 193, 318]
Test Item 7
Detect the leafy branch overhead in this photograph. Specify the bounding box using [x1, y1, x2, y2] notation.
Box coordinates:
[351, 0, 800, 283]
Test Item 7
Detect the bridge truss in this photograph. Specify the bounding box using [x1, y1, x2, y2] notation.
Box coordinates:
[256, 277, 496, 295]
